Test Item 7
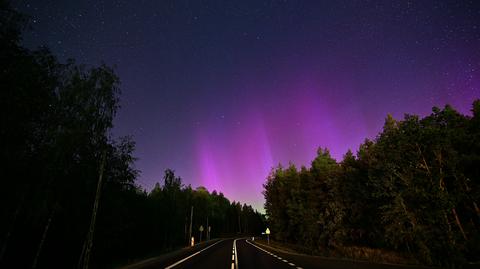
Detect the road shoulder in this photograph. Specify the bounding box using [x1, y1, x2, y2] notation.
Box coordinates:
[250, 240, 439, 269]
[118, 239, 222, 269]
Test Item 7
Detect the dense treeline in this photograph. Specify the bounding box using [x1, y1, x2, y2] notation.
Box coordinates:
[264, 102, 480, 267]
[148, 171, 265, 248]
[0, 2, 264, 268]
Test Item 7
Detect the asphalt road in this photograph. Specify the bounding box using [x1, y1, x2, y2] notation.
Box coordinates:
[236, 239, 300, 269]
[122, 238, 436, 269]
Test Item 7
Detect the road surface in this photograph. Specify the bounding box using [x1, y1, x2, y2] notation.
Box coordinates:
[121, 238, 435, 269]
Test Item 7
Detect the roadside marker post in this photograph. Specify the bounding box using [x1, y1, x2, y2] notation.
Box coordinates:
[165, 240, 225, 269]
[265, 228, 270, 245]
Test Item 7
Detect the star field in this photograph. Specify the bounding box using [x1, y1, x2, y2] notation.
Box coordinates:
[16, 0, 480, 210]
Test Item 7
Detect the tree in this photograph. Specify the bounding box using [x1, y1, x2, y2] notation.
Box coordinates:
[263, 101, 480, 267]
[0, 2, 265, 267]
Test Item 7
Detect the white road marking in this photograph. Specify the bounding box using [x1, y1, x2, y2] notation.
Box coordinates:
[245, 240, 302, 268]
[231, 263, 234, 269]
[164, 239, 225, 269]
[233, 239, 239, 269]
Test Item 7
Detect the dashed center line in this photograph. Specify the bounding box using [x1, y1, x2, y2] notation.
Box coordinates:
[230, 239, 239, 269]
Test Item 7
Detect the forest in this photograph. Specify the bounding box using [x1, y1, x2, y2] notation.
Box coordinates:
[0, 2, 264, 268]
[3, 0, 480, 268]
[264, 102, 480, 267]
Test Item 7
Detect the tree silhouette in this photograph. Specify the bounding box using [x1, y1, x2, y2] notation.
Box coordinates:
[263, 102, 480, 267]
[0, 2, 265, 268]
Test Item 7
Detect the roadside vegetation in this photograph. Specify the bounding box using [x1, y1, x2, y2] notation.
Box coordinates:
[0, 2, 264, 268]
[264, 101, 480, 267]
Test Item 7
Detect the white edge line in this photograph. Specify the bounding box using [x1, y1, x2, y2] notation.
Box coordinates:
[246, 240, 298, 267]
[233, 239, 239, 269]
[245, 239, 268, 254]
[164, 239, 225, 269]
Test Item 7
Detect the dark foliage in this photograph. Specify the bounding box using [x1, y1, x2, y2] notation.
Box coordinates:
[263, 104, 480, 267]
[0, 2, 264, 268]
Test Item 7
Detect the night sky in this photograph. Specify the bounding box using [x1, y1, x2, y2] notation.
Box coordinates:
[16, 0, 480, 211]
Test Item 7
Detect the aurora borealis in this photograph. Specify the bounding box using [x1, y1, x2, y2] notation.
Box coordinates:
[17, 1, 479, 211]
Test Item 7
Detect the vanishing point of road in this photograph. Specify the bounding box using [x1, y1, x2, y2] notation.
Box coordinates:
[122, 238, 434, 269]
